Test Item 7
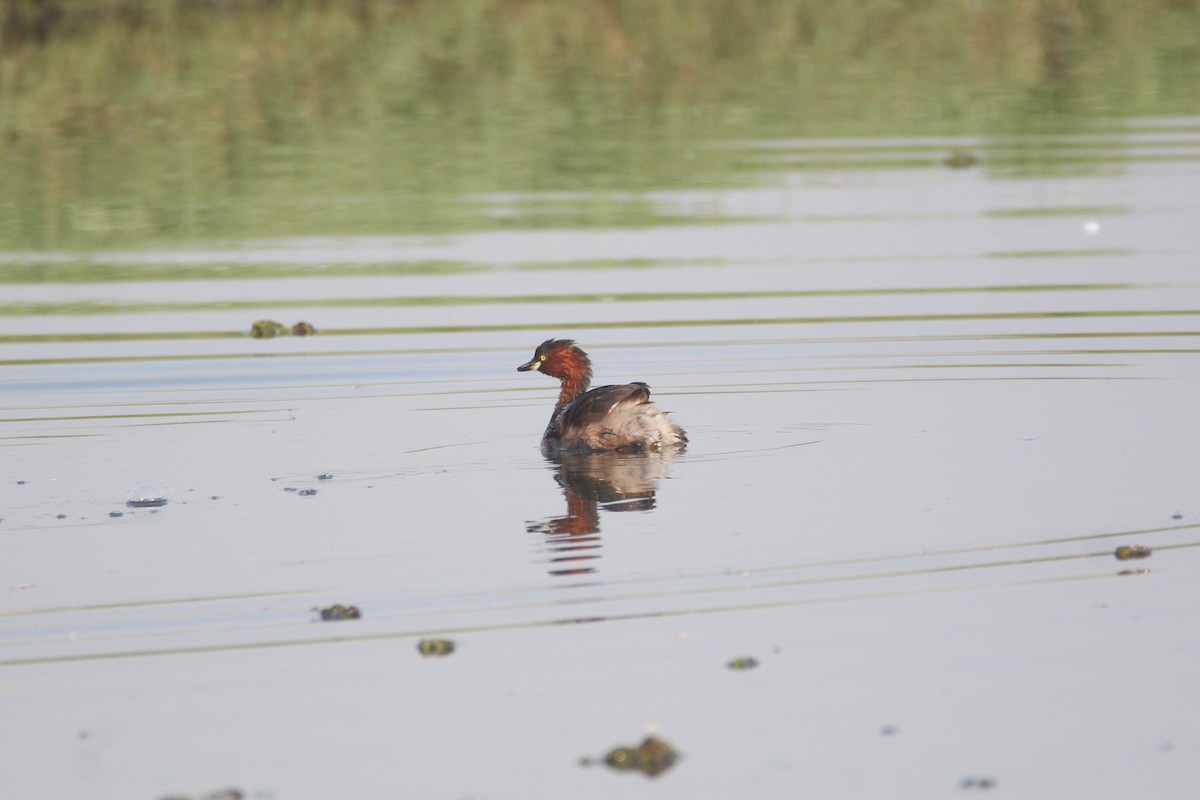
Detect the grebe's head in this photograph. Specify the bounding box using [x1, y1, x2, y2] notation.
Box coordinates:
[517, 338, 592, 383]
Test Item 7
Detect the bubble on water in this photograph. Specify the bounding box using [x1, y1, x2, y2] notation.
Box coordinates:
[126, 484, 168, 508]
[1083, 220, 1101, 235]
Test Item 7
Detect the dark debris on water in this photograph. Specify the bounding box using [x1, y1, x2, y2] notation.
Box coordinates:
[159, 789, 243, 800]
[960, 776, 997, 791]
[317, 604, 361, 621]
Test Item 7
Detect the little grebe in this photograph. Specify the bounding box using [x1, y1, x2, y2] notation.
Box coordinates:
[517, 339, 687, 453]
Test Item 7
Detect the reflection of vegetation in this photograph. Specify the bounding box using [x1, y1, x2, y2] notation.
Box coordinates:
[985, 205, 1127, 218]
[943, 151, 980, 169]
[0, 257, 726, 284]
[0, 283, 1135, 316]
[1, 1, 1198, 249]
[984, 248, 1129, 259]
[0, 260, 490, 283]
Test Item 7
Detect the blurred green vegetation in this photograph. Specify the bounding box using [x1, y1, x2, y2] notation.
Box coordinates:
[1, 0, 1198, 250]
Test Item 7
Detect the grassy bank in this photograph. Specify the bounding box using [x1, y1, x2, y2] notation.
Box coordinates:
[2, 0, 1198, 249]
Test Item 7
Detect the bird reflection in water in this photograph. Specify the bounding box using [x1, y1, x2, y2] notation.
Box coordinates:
[527, 449, 679, 577]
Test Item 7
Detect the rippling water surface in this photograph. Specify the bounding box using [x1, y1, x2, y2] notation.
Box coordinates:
[4, 124, 1200, 798]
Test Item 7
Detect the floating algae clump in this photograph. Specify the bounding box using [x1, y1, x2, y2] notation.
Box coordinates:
[251, 320, 317, 337]
[250, 320, 287, 338]
[1114, 545, 1152, 560]
[726, 656, 759, 670]
[418, 639, 456, 657]
[583, 735, 680, 777]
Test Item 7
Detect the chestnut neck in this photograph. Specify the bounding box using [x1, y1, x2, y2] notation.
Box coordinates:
[548, 348, 593, 413]
[556, 371, 591, 412]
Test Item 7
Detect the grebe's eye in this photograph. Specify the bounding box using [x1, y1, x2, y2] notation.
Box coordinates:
[539, 354, 546, 362]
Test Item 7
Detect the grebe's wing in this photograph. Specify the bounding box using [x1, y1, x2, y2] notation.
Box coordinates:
[556, 382, 652, 433]
[551, 382, 685, 453]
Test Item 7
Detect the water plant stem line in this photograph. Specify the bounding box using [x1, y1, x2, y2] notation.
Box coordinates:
[4, 307, 1200, 351]
[0, 283, 1138, 316]
[0, 563, 1134, 668]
